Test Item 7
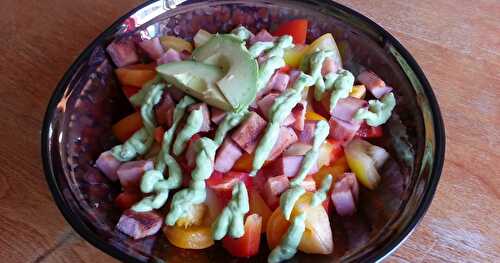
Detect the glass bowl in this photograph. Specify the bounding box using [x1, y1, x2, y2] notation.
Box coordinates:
[41, 0, 445, 262]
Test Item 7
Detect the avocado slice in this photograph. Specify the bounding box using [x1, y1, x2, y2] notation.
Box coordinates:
[192, 34, 258, 111]
[156, 61, 232, 111]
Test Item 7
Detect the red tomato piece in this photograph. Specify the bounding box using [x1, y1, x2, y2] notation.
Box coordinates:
[154, 127, 164, 143]
[114, 191, 142, 211]
[273, 19, 309, 44]
[356, 122, 384, 138]
[222, 214, 262, 257]
[278, 65, 291, 74]
[122, 85, 141, 98]
[206, 171, 253, 205]
[327, 139, 344, 163]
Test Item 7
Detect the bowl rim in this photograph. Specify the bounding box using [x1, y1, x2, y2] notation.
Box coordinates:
[41, 1, 445, 262]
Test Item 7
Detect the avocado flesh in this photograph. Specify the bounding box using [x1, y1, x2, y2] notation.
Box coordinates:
[156, 61, 232, 111]
[192, 34, 258, 111]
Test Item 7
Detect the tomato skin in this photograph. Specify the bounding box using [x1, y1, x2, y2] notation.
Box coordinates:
[114, 191, 142, 211]
[222, 214, 262, 257]
[112, 112, 142, 142]
[122, 85, 141, 98]
[273, 19, 309, 44]
[164, 225, 214, 249]
[115, 63, 157, 87]
[356, 122, 383, 138]
[248, 190, 272, 232]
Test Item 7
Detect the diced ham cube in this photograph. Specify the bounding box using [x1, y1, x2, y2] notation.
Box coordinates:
[257, 93, 295, 124]
[214, 138, 243, 173]
[271, 155, 319, 178]
[301, 175, 317, 192]
[263, 175, 290, 209]
[321, 57, 339, 76]
[268, 72, 290, 93]
[116, 210, 163, 239]
[329, 117, 361, 144]
[210, 107, 226, 125]
[331, 173, 359, 216]
[298, 121, 316, 144]
[117, 160, 154, 189]
[272, 156, 304, 178]
[139, 37, 164, 60]
[157, 48, 182, 65]
[291, 100, 307, 131]
[155, 92, 175, 127]
[231, 112, 267, 153]
[357, 71, 386, 89]
[370, 86, 393, 99]
[249, 29, 276, 45]
[268, 127, 298, 161]
[95, 151, 121, 181]
[331, 97, 368, 121]
[188, 103, 211, 132]
[288, 69, 301, 88]
[106, 40, 139, 67]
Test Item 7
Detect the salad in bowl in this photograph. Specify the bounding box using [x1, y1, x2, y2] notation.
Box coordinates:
[96, 19, 398, 262]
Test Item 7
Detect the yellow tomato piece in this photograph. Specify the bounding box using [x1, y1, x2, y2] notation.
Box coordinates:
[303, 33, 342, 68]
[305, 110, 327, 121]
[164, 225, 214, 249]
[160, 36, 193, 53]
[313, 157, 349, 186]
[249, 190, 272, 233]
[284, 45, 308, 68]
[350, 85, 366, 99]
[115, 64, 157, 87]
[266, 193, 333, 255]
[176, 204, 207, 228]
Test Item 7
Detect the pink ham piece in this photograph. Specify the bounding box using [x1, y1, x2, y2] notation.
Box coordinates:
[95, 151, 121, 181]
[157, 48, 182, 65]
[357, 71, 392, 99]
[214, 138, 243, 173]
[271, 155, 318, 178]
[329, 117, 361, 144]
[210, 107, 226, 125]
[268, 72, 290, 93]
[268, 127, 298, 161]
[291, 100, 307, 131]
[249, 29, 276, 45]
[331, 97, 368, 121]
[116, 210, 163, 239]
[188, 103, 211, 132]
[263, 175, 290, 209]
[154, 92, 175, 127]
[139, 37, 164, 60]
[117, 160, 154, 189]
[231, 112, 267, 153]
[106, 40, 139, 67]
[321, 57, 339, 76]
[331, 173, 359, 216]
[288, 69, 301, 88]
[298, 121, 316, 144]
[257, 93, 295, 125]
[185, 136, 201, 168]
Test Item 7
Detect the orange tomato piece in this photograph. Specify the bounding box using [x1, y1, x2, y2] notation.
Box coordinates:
[233, 153, 254, 172]
[115, 63, 157, 87]
[273, 19, 309, 45]
[249, 190, 272, 232]
[313, 156, 349, 186]
[222, 214, 262, 257]
[154, 126, 164, 143]
[266, 192, 333, 254]
[112, 112, 142, 142]
[163, 225, 214, 250]
[122, 85, 142, 98]
[305, 110, 327, 121]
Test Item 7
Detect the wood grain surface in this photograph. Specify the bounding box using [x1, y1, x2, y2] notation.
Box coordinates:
[0, 0, 498, 262]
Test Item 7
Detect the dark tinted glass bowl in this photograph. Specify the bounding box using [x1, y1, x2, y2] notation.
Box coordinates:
[41, 0, 445, 262]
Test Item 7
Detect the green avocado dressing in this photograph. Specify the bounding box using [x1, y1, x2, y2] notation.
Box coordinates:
[354, 92, 396, 126]
[327, 69, 355, 112]
[212, 182, 249, 240]
[248, 35, 294, 92]
[231, 26, 253, 41]
[131, 96, 196, 212]
[172, 108, 204, 156]
[280, 120, 330, 219]
[311, 174, 333, 207]
[268, 213, 306, 263]
[251, 73, 315, 176]
[166, 137, 218, 225]
[111, 83, 164, 162]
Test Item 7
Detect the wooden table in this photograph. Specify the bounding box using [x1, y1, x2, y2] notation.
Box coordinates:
[1, 0, 498, 262]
